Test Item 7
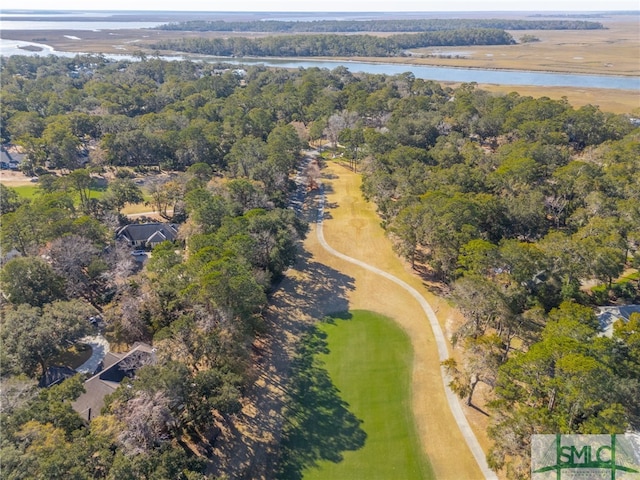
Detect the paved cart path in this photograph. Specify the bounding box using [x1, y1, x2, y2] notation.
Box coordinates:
[315, 184, 498, 480]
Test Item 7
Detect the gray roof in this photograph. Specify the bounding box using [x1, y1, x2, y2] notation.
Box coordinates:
[116, 223, 179, 245]
[597, 305, 640, 337]
[0, 149, 11, 165]
[0, 146, 25, 165]
[147, 230, 171, 244]
[39, 365, 76, 388]
[72, 343, 155, 421]
[102, 352, 123, 370]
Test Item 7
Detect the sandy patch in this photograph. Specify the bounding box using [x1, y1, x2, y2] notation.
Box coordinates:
[0, 170, 34, 186]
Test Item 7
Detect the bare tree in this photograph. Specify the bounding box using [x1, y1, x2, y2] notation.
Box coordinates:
[47, 235, 98, 304]
[0, 376, 37, 414]
[104, 289, 150, 343]
[103, 240, 136, 292]
[324, 111, 359, 149]
[114, 390, 176, 455]
[545, 194, 569, 228]
[147, 178, 171, 216]
[305, 159, 321, 191]
[451, 275, 512, 343]
[443, 334, 502, 407]
[117, 350, 156, 373]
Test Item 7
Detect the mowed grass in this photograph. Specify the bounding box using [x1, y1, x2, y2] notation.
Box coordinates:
[7, 181, 162, 216]
[9, 184, 39, 199]
[303, 310, 433, 480]
[9, 184, 105, 201]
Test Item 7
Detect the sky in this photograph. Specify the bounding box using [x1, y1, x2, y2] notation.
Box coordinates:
[1, 0, 638, 12]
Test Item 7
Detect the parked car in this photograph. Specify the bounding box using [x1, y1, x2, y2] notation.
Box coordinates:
[131, 250, 146, 256]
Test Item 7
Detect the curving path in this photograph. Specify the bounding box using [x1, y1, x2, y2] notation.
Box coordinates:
[75, 335, 110, 375]
[315, 185, 498, 480]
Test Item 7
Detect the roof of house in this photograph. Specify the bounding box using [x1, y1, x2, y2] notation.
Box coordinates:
[72, 343, 155, 422]
[39, 365, 77, 388]
[597, 305, 640, 337]
[101, 352, 123, 370]
[146, 230, 171, 244]
[116, 223, 179, 245]
[1, 146, 25, 165]
[0, 149, 11, 165]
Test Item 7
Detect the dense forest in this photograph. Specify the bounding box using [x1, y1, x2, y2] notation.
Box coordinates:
[1, 54, 638, 479]
[0, 55, 309, 479]
[153, 29, 515, 58]
[156, 18, 604, 32]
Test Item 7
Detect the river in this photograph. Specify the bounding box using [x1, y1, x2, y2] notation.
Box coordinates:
[4, 39, 636, 91]
[0, 25, 638, 90]
[198, 57, 640, 90]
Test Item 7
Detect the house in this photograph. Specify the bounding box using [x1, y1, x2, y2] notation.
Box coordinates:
[72, 343, 155, 422]
[0, 145, 25, 170]
[116, 223, 179, 249]
[596, 305, 640, 337]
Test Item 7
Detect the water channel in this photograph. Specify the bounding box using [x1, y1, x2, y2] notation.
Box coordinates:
[199, 57, 640, 90]
[0, 25, 638, 90]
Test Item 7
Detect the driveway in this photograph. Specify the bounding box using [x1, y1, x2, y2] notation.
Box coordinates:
[76, 335, 110, 375]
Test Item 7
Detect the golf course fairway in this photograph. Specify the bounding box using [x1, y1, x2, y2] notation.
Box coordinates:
[303, 310, 433, 480]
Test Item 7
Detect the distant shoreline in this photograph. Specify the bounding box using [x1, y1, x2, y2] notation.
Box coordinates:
[1, 10, 637, 113]
[3, 34, 639, 82]
[16, 44, 44, 51]
[1, 11, 637, 78]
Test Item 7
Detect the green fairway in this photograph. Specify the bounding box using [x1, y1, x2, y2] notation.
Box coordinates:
[278, 310, 432, 480]
[10, 185, 39, 199]
[9, 184, 105, 201]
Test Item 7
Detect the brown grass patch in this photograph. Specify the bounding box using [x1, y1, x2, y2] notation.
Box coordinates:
[349, 17, 639, 78]
[0, 170, 34, 186]
[477, 84, 639, 115]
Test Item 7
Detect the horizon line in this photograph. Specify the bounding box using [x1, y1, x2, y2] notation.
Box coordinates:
[2, 8, 639, 13]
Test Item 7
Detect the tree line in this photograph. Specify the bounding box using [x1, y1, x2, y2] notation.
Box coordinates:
[1, 54, 638, 479]
[356, 84, 639, 478]
[156, 18, 604, 32]
[152, 29, 515, 58]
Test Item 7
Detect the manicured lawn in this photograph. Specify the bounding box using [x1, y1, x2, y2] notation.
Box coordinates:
[10, 184, 39, 199]
[302, 310, 432, 480]
[8, 182, 156, 216]
[10, 184, 105, 202]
